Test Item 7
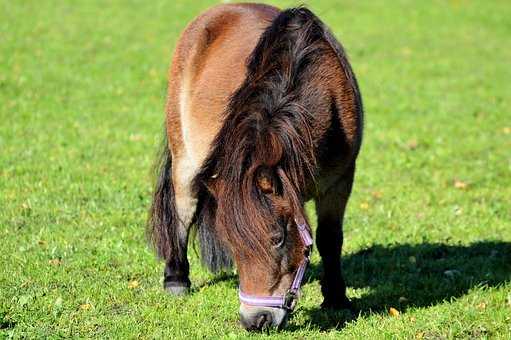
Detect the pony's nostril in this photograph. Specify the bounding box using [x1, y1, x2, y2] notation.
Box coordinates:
[256, 314, 266, 329]
[256, 312, 272, 330]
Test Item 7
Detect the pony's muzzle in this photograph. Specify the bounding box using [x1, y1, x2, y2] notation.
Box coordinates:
[239, 304, 288, 331]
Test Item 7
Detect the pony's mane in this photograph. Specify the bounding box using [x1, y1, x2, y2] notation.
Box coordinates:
[193, 7, 362, 269]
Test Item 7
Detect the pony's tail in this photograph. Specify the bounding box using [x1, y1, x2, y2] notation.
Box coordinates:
[148, 133, 179, 261]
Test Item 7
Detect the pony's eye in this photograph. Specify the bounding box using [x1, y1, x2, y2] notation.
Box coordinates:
[271, 219, 288, 248]
[271, 232, 285, 248]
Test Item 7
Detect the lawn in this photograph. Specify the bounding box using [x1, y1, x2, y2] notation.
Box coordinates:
[1, 0, 510, 338]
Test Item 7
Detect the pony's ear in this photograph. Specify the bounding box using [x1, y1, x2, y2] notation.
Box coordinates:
[256, 167, 275, 194]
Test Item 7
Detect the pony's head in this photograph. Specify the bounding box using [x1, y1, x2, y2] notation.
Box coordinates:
[205, 158, 312, 329]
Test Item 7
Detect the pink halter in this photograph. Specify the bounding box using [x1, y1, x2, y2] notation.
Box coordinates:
[238, 218, 313, 311]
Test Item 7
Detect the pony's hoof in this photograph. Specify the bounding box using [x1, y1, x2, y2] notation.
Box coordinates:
[321, 298, 356, 312]
[164, 283, 190, 296]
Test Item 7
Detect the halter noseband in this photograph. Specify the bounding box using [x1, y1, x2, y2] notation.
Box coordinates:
[238, 218, 313, 311]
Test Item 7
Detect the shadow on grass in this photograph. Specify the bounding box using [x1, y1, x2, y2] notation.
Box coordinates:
[192, 271, 238, 292]
[296, 241, 511, 331]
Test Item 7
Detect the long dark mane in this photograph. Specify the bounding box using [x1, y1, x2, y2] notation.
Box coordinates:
[193, 7, 362, 269]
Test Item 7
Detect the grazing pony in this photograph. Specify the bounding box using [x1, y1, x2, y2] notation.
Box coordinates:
[149, 3, 362, 330]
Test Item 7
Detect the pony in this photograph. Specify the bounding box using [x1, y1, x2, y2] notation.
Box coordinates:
[148, 3, 363, 330]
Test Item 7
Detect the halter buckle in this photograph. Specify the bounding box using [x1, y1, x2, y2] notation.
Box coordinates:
[283, 290, 298, 310]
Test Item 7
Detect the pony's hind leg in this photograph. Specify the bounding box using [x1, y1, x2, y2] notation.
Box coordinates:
[315, 166, 355, 310]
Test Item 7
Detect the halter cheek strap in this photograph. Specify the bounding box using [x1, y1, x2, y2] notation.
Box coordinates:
[238, 218, 313, 311]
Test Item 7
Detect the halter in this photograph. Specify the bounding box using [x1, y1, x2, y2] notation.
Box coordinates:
[238, 218, 313, 311]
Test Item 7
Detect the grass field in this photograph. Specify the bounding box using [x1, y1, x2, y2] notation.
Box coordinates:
[1, 0, 510, 338]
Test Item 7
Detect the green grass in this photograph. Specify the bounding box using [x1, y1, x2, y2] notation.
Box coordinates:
[1, 0, 510, 338]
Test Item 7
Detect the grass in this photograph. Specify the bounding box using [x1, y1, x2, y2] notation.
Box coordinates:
[1, 0, 510, 338]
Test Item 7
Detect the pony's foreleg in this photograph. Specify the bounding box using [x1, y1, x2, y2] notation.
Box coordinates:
[315, 166, 355, 310]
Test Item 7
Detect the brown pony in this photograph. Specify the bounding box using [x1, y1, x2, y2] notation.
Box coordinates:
[149, 3, 362, 330]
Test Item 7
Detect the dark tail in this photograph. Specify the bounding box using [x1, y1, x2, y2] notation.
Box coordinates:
[148, 133, 179, 261]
